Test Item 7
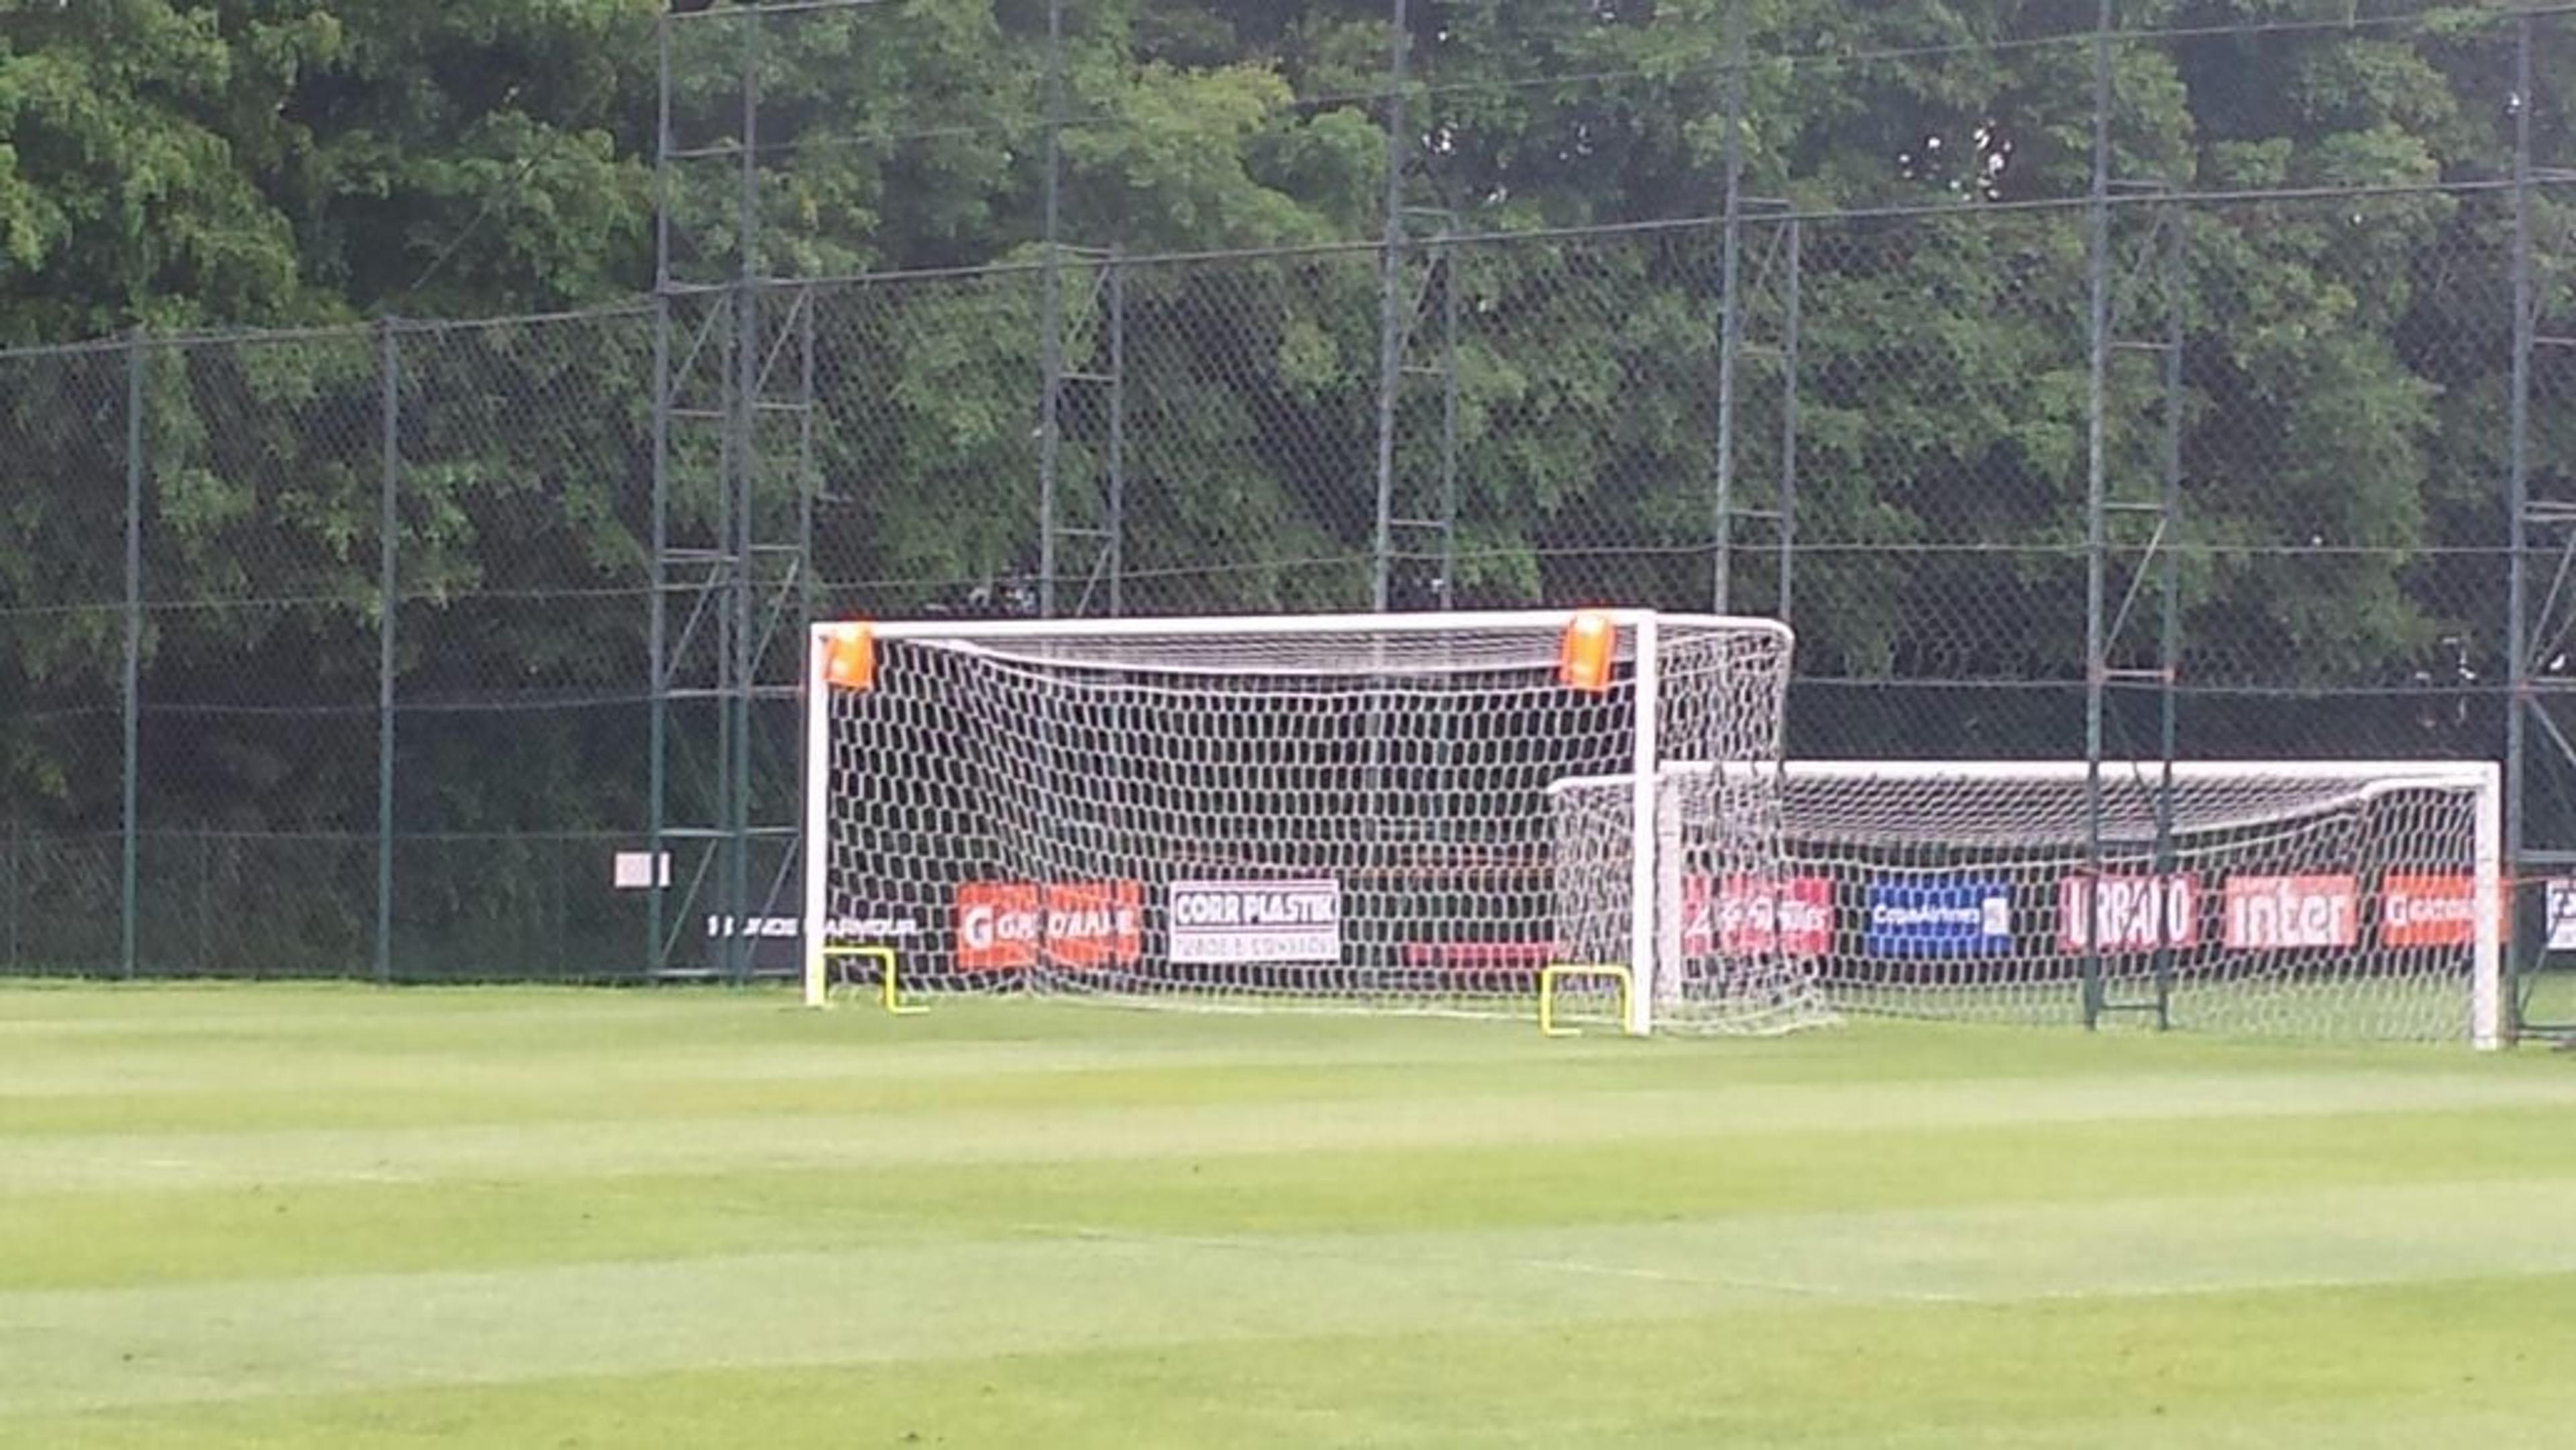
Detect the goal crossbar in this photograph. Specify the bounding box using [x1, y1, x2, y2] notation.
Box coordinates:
[855, 608, 1747, 642]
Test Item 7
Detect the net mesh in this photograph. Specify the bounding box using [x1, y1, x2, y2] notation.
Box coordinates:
[1550, 760, 1830, 1034]
[816, 613, 1817, 1031]
[1554, 762, 2496, 1043]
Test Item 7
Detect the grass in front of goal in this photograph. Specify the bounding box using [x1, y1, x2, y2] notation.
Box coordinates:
[4, 984, 2575, 1448]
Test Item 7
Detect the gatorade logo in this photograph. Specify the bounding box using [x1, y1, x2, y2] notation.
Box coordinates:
[2379, 874, 2496, 948]
[955, 881, 1142, 969]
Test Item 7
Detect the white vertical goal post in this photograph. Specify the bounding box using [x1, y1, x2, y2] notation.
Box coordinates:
[799, 609, 1821, 1035]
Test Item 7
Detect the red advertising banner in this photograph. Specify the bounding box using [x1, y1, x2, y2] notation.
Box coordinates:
[955, 880, 1143, 970]
[2379, 873, 2505, 948]
[2222, 874, 2359, 949]
[2057, 874, 2199, 954]
[1682, 874, 1833, 957]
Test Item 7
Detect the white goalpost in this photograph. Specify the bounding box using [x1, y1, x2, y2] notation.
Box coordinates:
[800, 609, 1824, 1035]
[1554, 759, 2505, 1049]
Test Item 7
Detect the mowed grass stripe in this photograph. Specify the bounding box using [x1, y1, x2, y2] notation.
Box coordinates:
[0, 981, 2552, 1068]
[8, 988, 2564, 1136]
[0, 1108, 2567, 1292]
[11, 1064, 2576, 1196]
[0, 1015, 1648, 1106]
[17, 1282, 2569, 1449]
[7, 986, 2575, 1445]
[7, 1036, 2575, 1133]
[7, 1182, 2576, 1418]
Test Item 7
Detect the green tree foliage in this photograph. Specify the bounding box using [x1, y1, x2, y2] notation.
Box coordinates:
[0, 0, 657, 336]
[3, 0, 2573, 858]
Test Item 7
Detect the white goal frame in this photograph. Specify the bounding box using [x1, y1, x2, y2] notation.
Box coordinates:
[799, 609, 1794, 1035]
[1587, 758, 2502, 1049]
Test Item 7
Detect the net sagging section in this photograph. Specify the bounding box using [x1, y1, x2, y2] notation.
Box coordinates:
[812, 611, 1817, 1033]
[1620, 761, 2498, 1044]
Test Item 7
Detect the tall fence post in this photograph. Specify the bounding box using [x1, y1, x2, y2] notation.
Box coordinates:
[2080, 0, 2116, 1027]
[121, 331, 145, 980]
[8, 809, 21, 970]
[1037, 0, 1068, 617]
[375, 319, 401, 987]
[1370, 0, 1412, 613]
[1106, 251, 1127, 617]
[2504, 11, 2539, 1033]
[646, 11, 674, 980]
[1712, 3, 1749, 615]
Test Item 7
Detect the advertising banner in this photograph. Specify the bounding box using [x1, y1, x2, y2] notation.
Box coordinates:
[955, 881, 1143, 970]
[1864, 878, 2012, 957]
[703, 910, 924, 974]
[2057, 874, 2199, 954]
[1683, 874, 1833, 957]
[2221, 874, 2358, 949]
[2378, 873, 2504, 949]
[1168, 879, 1342, 964]
[2547, 878, 2576, 953]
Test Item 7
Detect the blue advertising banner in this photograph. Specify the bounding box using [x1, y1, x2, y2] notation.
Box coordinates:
[1864, 878, 2013, 957]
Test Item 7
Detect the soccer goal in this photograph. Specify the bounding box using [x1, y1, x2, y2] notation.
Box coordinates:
[1554, 759, 2504, 1048]
[800, 609, 1830, 1035]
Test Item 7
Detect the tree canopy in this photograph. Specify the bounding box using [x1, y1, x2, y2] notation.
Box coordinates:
[3, 0, 2572, 855]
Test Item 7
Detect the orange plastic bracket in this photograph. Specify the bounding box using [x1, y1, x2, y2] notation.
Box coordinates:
[1557, 610, 1616, 692]
[821, 622, 877, 691]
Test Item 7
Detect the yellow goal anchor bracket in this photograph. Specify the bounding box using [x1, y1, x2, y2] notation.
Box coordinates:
[1537, 964, 1634, 1038]
[822, 944, 926, 1017]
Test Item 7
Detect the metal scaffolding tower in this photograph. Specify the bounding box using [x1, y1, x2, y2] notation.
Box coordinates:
[1711, 8, 1805, 625]
[2505, 11, 2576, 1037]
[2080, 4, 2189, 1031]
[1376, 209, 1462, 611]
[1032, 0, 1129, 620]
[649, 2, 835, 979]
[1715, 205, 1803, 625]
[1038, 246, 1129, 619]
[1367, 0, 1466, 614]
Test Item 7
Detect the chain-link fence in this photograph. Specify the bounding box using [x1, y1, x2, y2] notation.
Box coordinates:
[1, 5, 2571, 996]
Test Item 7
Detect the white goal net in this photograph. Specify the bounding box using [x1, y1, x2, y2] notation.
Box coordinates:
[802, 609, 1825, 1035]
[1554, 760, 2503, 1047]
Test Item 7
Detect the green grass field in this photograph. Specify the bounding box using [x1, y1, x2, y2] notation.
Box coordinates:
[5, 984, 2575, 1448]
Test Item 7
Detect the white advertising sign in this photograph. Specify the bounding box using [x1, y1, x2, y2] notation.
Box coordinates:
[2546, 878, 2576, 953]
[2222, 874, 2359, 949]
[1168, 879, 1342, 964]
[2058, 874, 2198, 953]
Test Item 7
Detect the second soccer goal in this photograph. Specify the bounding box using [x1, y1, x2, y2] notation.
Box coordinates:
[1552, 758, 2505, 1047]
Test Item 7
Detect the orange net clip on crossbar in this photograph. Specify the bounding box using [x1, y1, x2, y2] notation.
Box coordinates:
[821, 622, 876, 691]
[1557, 610, 1616, 692]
